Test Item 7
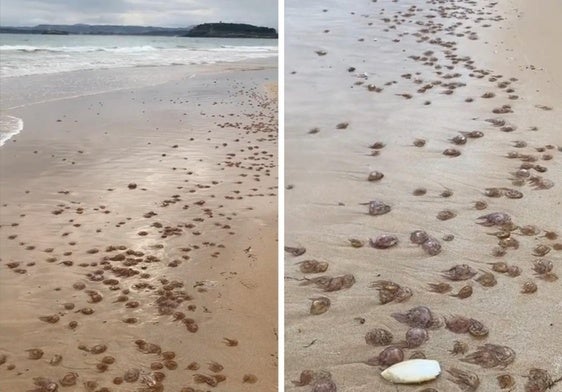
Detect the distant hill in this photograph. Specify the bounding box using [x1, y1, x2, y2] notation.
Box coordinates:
[184, 23, 277, 38]
[0, 24, 192, 36]
[0, 23, 277, 38]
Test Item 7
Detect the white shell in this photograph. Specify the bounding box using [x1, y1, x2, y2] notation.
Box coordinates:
[380, 359, 441, 384]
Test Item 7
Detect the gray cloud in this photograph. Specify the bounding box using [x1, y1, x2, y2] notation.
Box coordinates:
[0, 0, 277, 28]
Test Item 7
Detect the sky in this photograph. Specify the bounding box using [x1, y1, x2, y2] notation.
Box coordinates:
[0, 0, 278, 28]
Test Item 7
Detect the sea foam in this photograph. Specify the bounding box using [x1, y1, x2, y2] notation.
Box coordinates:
[0, 115, 24, 146]
[0, 44, 160, 53]
[0, 35, 278, 78]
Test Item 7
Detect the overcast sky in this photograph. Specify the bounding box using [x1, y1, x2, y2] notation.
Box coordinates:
[0, 0, 278, 28]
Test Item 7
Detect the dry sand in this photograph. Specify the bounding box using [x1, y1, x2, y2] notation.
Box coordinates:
[0, 60, 278, 391]
[285, 0, 561, 391]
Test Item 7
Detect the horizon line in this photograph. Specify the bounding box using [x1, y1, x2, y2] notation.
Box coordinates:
[0, 22, 278, 30]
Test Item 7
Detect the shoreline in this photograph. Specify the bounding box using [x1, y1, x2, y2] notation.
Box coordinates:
[285, 0, 561, 390]
[0, 60, 278, 390]
[0, 57, 278, 111]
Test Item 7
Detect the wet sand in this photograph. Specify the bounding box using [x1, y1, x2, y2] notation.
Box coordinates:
[285, 0, 561, 391]
[0, 60, 278, 391]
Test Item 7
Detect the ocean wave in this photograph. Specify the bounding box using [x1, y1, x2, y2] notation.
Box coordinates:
[1, 44, 277, 54]
[0, 41, 278, 77]
[0, 115, 24, 147]
[0, 45, 160, 53]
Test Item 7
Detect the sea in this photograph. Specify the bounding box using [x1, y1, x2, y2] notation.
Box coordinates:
[0, 33, 278, 145]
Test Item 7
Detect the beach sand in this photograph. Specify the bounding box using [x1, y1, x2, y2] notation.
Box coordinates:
[285, 0, 561, 391]
[0, 59, 278, 391]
